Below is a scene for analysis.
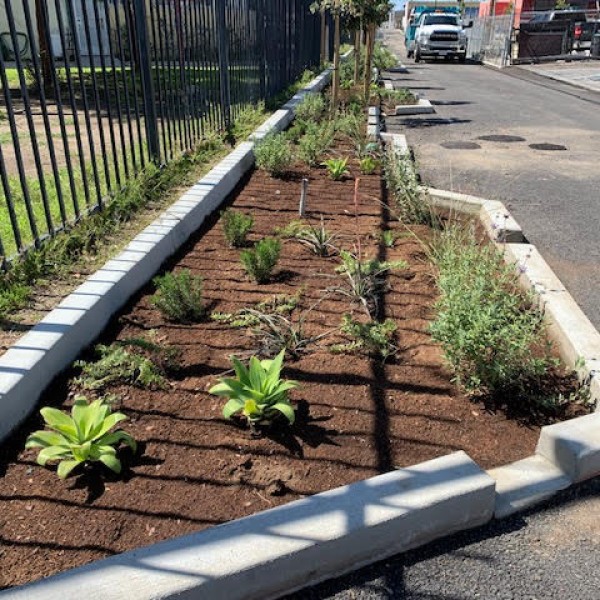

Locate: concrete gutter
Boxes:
[2,452,495,600]
[0,67,333,443]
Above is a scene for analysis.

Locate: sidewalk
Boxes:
[515,60,600,93]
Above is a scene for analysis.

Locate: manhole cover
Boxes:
[440,141,481,150]
[529,143,567,151]
[477,134,525,143]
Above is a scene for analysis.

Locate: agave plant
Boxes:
[293,217,339,257]
[209,350,299,428]
[25,397,137,479]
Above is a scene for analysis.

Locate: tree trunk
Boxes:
[363,24,375,101]
[353,29,360,84]
[320,9,327,65]
[331,10,341,113]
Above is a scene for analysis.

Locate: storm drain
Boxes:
[477,134,525,143]
[529,143,567,151]
[440,141,481,150]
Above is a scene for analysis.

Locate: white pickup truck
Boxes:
[414,13,469,63]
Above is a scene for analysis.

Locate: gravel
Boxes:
[284,477,600,600]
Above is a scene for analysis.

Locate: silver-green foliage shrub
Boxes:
[429,225,549,396]
[295,92,326,123]
[75,339,176,390]
[151,270,205,323]
[254,133,293,177]
[240,237,281,284]
[384,148,430,224]
[297,122,335,167]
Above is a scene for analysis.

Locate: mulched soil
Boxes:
[0,136,545,589]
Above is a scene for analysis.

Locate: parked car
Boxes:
[413,12,471,63]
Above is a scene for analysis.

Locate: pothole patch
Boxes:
[440,141,481,150]
[478,134,525,143]
[529,143,567,151]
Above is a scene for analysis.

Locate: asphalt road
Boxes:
[284,477,600,600]
[382,31,600,330]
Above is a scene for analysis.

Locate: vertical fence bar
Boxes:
[41,0,81,221]
[0,139,23,253]
[4,0,54,237]
[123,0,147,168]
[113,0,139,173]
[133,0,160,163]
[215,0,231,132]
[21,0,69,228]
[54,0,94,212]
[147,0,169,161]
[101,0,130,181]
[65,0,104,209]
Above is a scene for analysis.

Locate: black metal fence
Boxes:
[0,0,321,263]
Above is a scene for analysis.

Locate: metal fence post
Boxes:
[215,0,232,132]
[133,0,160,163]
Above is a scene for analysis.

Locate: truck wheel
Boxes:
[458,53,466,63]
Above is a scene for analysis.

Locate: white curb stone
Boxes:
[536,413,600,483]
[0,67,334,443]
[395,98,434,115]
[503,244,600,406]
[1,452,495,600]
[488,455,572,519]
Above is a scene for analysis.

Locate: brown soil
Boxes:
[0,137,543,589]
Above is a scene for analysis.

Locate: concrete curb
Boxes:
[395,98,434,115]
[424,186,526,243]
[0,67,333,443]
[1,452,495,600]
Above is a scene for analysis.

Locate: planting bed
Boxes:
[0,135,556,589]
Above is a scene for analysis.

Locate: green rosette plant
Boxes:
[25,397,137,479]
[209,350,299,428]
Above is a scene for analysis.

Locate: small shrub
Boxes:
[244,309,324,358]
[372,42,398,71]
[384,148,431,225]
[297,121,335,167]
[274,219,307,239]
[151,270,205,323]
[334,250,407,317]
[360,156,380,175]
[209,350,298,428]
[221,209,254,248]
[240,237,281,283]
[211,293,301,328]
[75,338,177,390]
[380,87,417,106]
[25,397,137,479]
[295,92,326,123]
[285,120,308,143]
[254,133,293,177]
[292,217,339,257]
[429,224,551,396]
[322,157,350,181]
[379,230,398,248]
[332,314,398,360]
